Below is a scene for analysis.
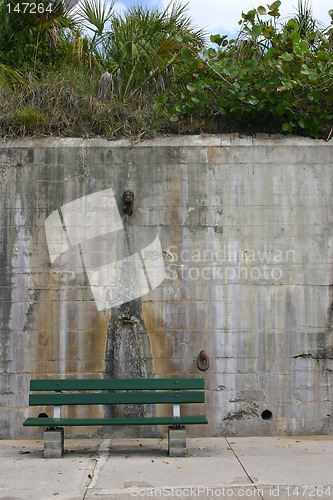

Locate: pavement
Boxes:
[0,436,332,500]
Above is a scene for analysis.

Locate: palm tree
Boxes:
[73,0,114,64]
[100,1,205,100]
[0,0,76,73]
[292,0,318,37]
[285,0,330,49]
[3,0,75,43]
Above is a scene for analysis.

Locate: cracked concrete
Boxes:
[0,436,333,500]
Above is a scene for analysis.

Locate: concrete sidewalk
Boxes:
[0,436,332,500]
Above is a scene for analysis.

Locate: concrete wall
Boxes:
[0,135,332,439]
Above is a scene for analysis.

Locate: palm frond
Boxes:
[102,0,206,100]
[75,0,114,36]
[293,0,324,36]
[0,63,25,88]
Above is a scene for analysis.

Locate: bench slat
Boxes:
[30,378,204,391]
[29,391,205,406]
[23,415,208,427]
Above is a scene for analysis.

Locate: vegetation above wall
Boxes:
[0,0,332,139]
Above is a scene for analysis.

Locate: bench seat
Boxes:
[24,415,208,427]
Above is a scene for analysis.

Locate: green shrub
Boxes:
[155,2,333,139]
[0,0,331,139]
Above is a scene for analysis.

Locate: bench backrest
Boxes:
[29,378,205,406]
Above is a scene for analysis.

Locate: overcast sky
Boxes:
[113,0,332,37]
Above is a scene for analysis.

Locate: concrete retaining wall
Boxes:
[0,135,332,438]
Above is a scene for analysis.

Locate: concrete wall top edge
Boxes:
[0,134,331,149]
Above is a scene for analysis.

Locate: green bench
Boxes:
[23,378,208,458]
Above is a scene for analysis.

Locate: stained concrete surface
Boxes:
[0,135,332,438]
[0,436,332,500]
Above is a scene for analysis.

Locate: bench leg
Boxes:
[44,428,64,458]
[168,426,186,457]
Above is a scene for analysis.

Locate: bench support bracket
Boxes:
[168,426,186,457]
[173,403,180,417]
[44,427,64,458]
